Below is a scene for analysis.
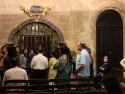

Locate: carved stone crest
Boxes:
[20,4,51,17]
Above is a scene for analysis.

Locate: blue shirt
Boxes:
[76,49,92,77]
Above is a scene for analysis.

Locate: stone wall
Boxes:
[0,0,125,75]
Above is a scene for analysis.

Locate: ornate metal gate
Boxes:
[13,22,60,58]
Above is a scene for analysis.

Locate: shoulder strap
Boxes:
[57,56,68,75]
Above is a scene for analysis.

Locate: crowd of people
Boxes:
[0,43,74,81]
[0,42,123,94]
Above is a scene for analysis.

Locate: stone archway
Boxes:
[87,1,125,75]
[8,18,64,43]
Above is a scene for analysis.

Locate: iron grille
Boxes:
[13,22,59,58]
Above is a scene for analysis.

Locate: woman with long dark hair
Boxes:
[0,45,8,58]
[54,46,69,82]
[29,48,36,61]
[0,45,8,67]
[65,46,74,78]
[3,46,17,71]
[56,43,66,58]
[93,56,111,83]
[101,75,123,94]
[57,43,74,78]
[0,46,17,82]
[0,45,8,81]
[20,48,30,75]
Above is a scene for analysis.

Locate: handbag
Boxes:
[54,57,68,84]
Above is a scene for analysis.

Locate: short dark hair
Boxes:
[58,43,66,47]
[104,55,109,60]
[30,48,36,54]
[1,45,8,50]
[7,46,16,57]
[101,75,123,94]
[23,48,29,55]
[39,49,44,53]
[10,57,18,67]
[79,43,86,48]
[86,47,91,54]
[16,46,20,49]
[59,45,68,55]
[51,51,59,59]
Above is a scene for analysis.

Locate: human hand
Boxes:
[75,69,79,74]
[75,74,78,78]
[100,67,102,69]
[101,68,104,70]
[0,53,3,57]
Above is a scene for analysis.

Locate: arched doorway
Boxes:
[96,10,123,70]
[8,19,64,58]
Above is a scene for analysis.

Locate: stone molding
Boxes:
[8,18,64,43]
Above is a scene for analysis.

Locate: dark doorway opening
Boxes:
[96,10,123,70]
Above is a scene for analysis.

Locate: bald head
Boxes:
[77,41,86,51]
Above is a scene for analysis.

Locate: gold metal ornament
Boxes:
[20,4,51,17]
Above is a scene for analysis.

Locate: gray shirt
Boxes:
[54,55,68,71]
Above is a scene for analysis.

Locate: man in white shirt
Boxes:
[30,49,48,79]
[2,57,28,86]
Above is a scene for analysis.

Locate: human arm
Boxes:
[75,55,86,73]
[0,53,3,57]
[99,64,111,73]
[45,58,48,69]
[48,58,52,67]
[53,57,62,69]
[24,71,28,80]
[89,55,93,65]
[19,55,23,67]
[89,60,92,65]
[30,57,35,69]
[3,57,8,71]
[120,58,125,68]
[75,64,85,73]
[2,72,7,86]
[53,60,60,69]
[70,59,74,65]
[76,54,80,62]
